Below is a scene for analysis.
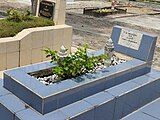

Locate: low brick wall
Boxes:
[0,24,72,70]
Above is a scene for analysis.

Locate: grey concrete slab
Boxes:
[121,111,159,120]
[140,98,160,119]
[60,100,94,120]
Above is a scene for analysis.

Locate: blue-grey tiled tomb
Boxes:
[111,26,157,63]
[1,26,160,120]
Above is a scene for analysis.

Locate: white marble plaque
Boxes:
[118,28,143,50]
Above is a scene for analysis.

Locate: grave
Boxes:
[83,7,127,17]
[0,0,72,71]
[0,26,160,120]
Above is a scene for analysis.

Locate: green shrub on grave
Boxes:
[43,44,106,80]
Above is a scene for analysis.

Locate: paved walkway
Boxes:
[0,0,30,4]
[114,15,160,31]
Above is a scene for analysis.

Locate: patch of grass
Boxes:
[0,16,54,38]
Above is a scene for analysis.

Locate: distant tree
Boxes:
[31,0,37,15]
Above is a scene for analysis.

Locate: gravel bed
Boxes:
[32,54,127,85]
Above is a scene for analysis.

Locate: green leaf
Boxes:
[43,44,106,80]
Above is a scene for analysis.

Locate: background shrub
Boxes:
[0,8,54,38]
[7,8,31,22]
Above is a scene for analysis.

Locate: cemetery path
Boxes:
[0,0,30,12]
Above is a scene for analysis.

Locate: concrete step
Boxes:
[121,97,160,120]
[105,69,160,120]
[1,69,160,120]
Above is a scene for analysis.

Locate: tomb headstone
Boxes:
[111,26,157,63]
[39,0,55,19]
[36,0,66,25]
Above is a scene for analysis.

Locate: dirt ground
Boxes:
[65,1,160,70]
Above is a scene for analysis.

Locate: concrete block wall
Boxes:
[0,38,20,70]
[0,25,72,71]
[53,0,66,25]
